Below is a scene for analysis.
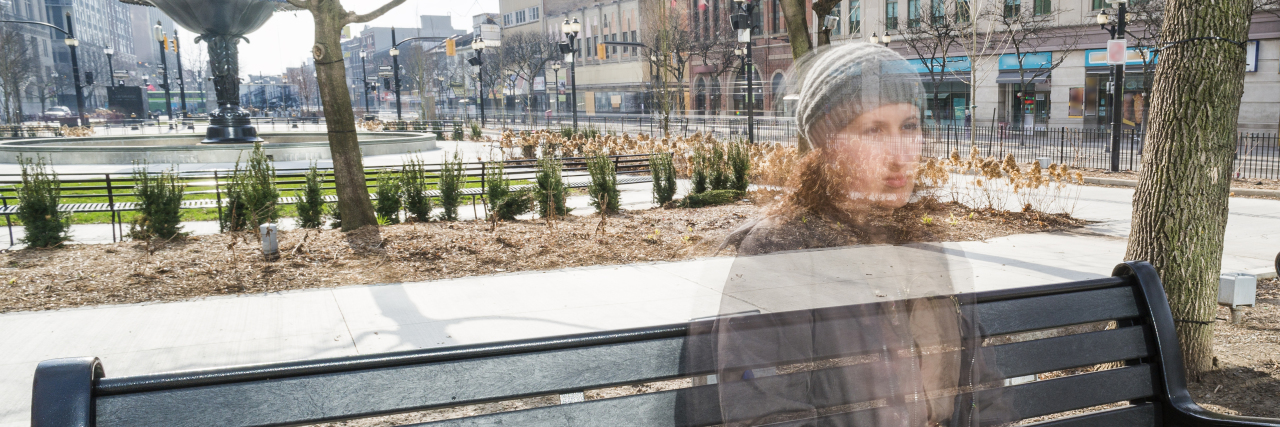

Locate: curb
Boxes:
[1082,176,1280,198]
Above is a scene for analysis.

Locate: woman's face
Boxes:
[829,102,923,208]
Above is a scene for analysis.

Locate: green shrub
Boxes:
[15,156,69,248]
[295,164,326,229]
[650,153,677,205]
[690,146,708,195]
[452,122,464,141]
[374,170,403,225]
[581,125,600,139]
[470,122,482,140]
[727,139,751,192]
[129,164,186,240]
[412,121,426,131]
[677,189,742,208]
[431,120,445,139]
[436,151,464,221]
[484,162,533,221]
[222,142,279,231]
[559,126,574,139]
[586,152,620,214]
[534,155,571,218]
[400,156,433,222]
[707,142,732,191]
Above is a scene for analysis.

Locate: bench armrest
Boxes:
[32,357,103,427]
[1168,401,1280,427]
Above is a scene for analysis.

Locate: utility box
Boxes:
[260,223,279,261]
[1219,273,1256,307]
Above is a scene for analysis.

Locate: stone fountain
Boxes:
[137,0,283,143]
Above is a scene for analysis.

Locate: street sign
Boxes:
[1106,39,1127,65]
[445,38,456,56]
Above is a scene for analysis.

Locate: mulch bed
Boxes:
[1076,168,1280,200]
[0,199,1083,314]
[1190,277,1280,418]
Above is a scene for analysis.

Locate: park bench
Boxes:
[32,261,1279,426]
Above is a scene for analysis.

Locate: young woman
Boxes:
[699,43,1013,427]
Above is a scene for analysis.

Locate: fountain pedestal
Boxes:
[139,0,278,144]
[202,34,261,143]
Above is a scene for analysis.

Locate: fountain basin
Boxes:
[0,132,437,165]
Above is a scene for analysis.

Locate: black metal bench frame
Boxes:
[30,261,1280,426]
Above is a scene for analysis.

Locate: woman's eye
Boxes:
[863,126,882,135]
[901,122,919,131]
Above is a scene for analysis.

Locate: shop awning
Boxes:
[995,72,1049,84]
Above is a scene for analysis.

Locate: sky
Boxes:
[225,0,498,77]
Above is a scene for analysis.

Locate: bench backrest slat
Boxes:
[1024,402,1158,427]
[96,336,689,427]
[991,364,1156,421]
[975,285,1141,336]
[992,326,1151,378]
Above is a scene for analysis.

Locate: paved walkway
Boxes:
[1,183,1278,425]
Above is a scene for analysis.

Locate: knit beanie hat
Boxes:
[790,43,923,148]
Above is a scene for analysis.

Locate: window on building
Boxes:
[956,0,970,22]
[1004,0,1021,17]
[931,0,946,23]
[631,30,637,52]
[772,0,781,33]
[886,0,898,29]
[849,0,860,33]
[1034,0,1050,15]
[515,10,526,24]
[612,33,617,55]
[907,0,920,28]
[531,7,539,20]
[827,2,841,35]
[1092,0,1106,10]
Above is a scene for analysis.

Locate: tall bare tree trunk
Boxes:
[293,0,407,231]
[1125,0,1251,380]
[778,0,817,153]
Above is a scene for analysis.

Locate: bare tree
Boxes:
[895,1,965,127]
[285,0,408,231]
[642,0,698,133]
[0,20,38,124]
[984,0,1085,130]
[501,31,556,123]
[949,0,1013,144]
[292,61,319,115]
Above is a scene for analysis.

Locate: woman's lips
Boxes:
[883,175,908,188]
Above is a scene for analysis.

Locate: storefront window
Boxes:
[998,82,1049,128]
[921,80,971,127]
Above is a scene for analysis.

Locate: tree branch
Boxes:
[285,0,310,9]
[345,0,410,25]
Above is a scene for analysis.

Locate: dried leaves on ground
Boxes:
[1190,277,1280,418]
[0,200,1082,314]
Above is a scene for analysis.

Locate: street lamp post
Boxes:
[104,46,116,86]
[1098,0,1128,172]
[870,31,892,46]
[551,62,561,115]
[359,51,371,117]
[64,14,88,127]
[561,18,581,133]
[731,0,756,144]
[470,36,487,128]
[174,30,189,119]
[391,27,403,121]
[154,22,174,121]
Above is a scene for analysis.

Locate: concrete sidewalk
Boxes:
[1,183,1278,425]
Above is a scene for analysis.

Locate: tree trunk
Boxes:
[1125,0,1251,381]
[778,0,815,153]
[309,1,378,231]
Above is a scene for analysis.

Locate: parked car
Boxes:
[41,106,72,121]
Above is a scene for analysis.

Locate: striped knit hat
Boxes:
[790,43,923,148]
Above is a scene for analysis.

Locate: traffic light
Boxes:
[467,56,480,66]
[597,43,606,60]
[84,72,94,86]
[383,78,391,91]
[445,38,456,57]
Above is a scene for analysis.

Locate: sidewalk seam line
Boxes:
[331,290,360,355]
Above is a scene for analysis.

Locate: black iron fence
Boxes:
[0,154,653,245]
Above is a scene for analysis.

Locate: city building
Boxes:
[44,0,136,111]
